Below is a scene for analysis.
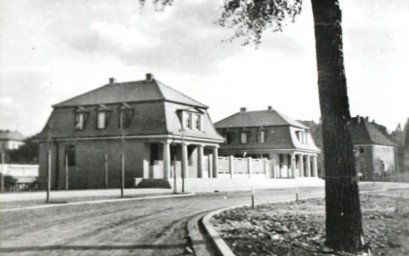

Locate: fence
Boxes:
[0,164,39,191]
[217,156,271,179]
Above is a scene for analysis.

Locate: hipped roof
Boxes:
[351,117,396,146]
[54,79,207,108]
[215,109,308,129]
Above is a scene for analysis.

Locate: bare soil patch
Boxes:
[212,189,409,256]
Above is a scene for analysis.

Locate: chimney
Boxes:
[267,106,273,111]
[109,77,117,84]
[240,107,247,112]
[365,116,369,121]
[146,73,154,81]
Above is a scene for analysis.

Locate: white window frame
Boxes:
[240,132,248,144]
[75,112,85,130]
[97,111,107,129]
[258,131,265,143]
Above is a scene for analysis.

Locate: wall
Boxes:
[39,139,145,190]
[372,145,396,175]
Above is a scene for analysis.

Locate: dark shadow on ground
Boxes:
[0,243,185,252]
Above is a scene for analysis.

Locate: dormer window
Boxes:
[119,103,133,129]
[182,110,204,131]
[75,106,88,131]
[185,112,192,129]
[96,105,110,130]
[193,114,203,130]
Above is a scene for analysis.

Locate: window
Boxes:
[75,112,85,130]
[97,111,107,129]
[258,131,265,143]
[184,112,192,129]
[119,109,133,129]
[194,114,202,130]
[240,132,248,144]
[64,145,76,167]
[225,133,233,144]
[359,146,365,154]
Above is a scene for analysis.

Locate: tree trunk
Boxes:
[310,0,363,252]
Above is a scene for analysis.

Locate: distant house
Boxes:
[0,130,25,151]
[214,107,321,178]
[404,118,409,172]
[34,74,224,189]
[349,116,397,180]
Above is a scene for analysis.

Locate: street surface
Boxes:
[0,187,324,256]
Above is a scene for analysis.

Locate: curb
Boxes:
[0,193,196,213]
[200,187,392,256]
[187,212,213,256]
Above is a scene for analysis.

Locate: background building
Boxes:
[215,107,320,178]
[0,130,25,151]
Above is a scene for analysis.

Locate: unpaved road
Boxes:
[0,187,325,256]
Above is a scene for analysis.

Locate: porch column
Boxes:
[312,155,318,177]
[182,143,188,179]
[299,154,304,177]
[208,155,213,178]
[197,145,204,178]
[212,146,219,178]
[291,153,296,178]
[306,155,311,177]
[163,141,171,179]
[283,154,289,177]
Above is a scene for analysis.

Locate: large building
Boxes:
[215,107,320,178]
[35,74,224,189]
[351,116,397,180]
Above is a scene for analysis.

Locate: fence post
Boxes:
[251,187,255,209]
[264,158,269,178]
[46,150,51,202]
[229,156,234,179]
[1,152,4,193]
[65,154,69,190]
[248,157,252,179]
[121,153,125,198]
[104,153,108,189]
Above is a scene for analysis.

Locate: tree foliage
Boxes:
[218,0,302,45]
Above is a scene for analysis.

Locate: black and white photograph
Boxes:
[0,0,408,255]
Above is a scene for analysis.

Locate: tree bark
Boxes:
[310,0,363,252]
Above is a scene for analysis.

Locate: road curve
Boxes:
[0,187,324,256]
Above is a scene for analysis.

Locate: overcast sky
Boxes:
[0,0,408,137]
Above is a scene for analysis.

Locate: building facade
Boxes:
[215,107,320,178]
[35,74,224,189]
[0,130,25,151]
[351,116,397,180]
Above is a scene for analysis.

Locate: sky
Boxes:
[0,0,408,137]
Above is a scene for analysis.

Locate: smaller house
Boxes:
[404,118,409,172]
[0,130,25,151]
[351,116,397,180]
[215,107,321,178]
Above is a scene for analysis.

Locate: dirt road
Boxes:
[0,187,324,256]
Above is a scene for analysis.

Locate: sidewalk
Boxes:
[0,188,173,202]
[0,177,324,203]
